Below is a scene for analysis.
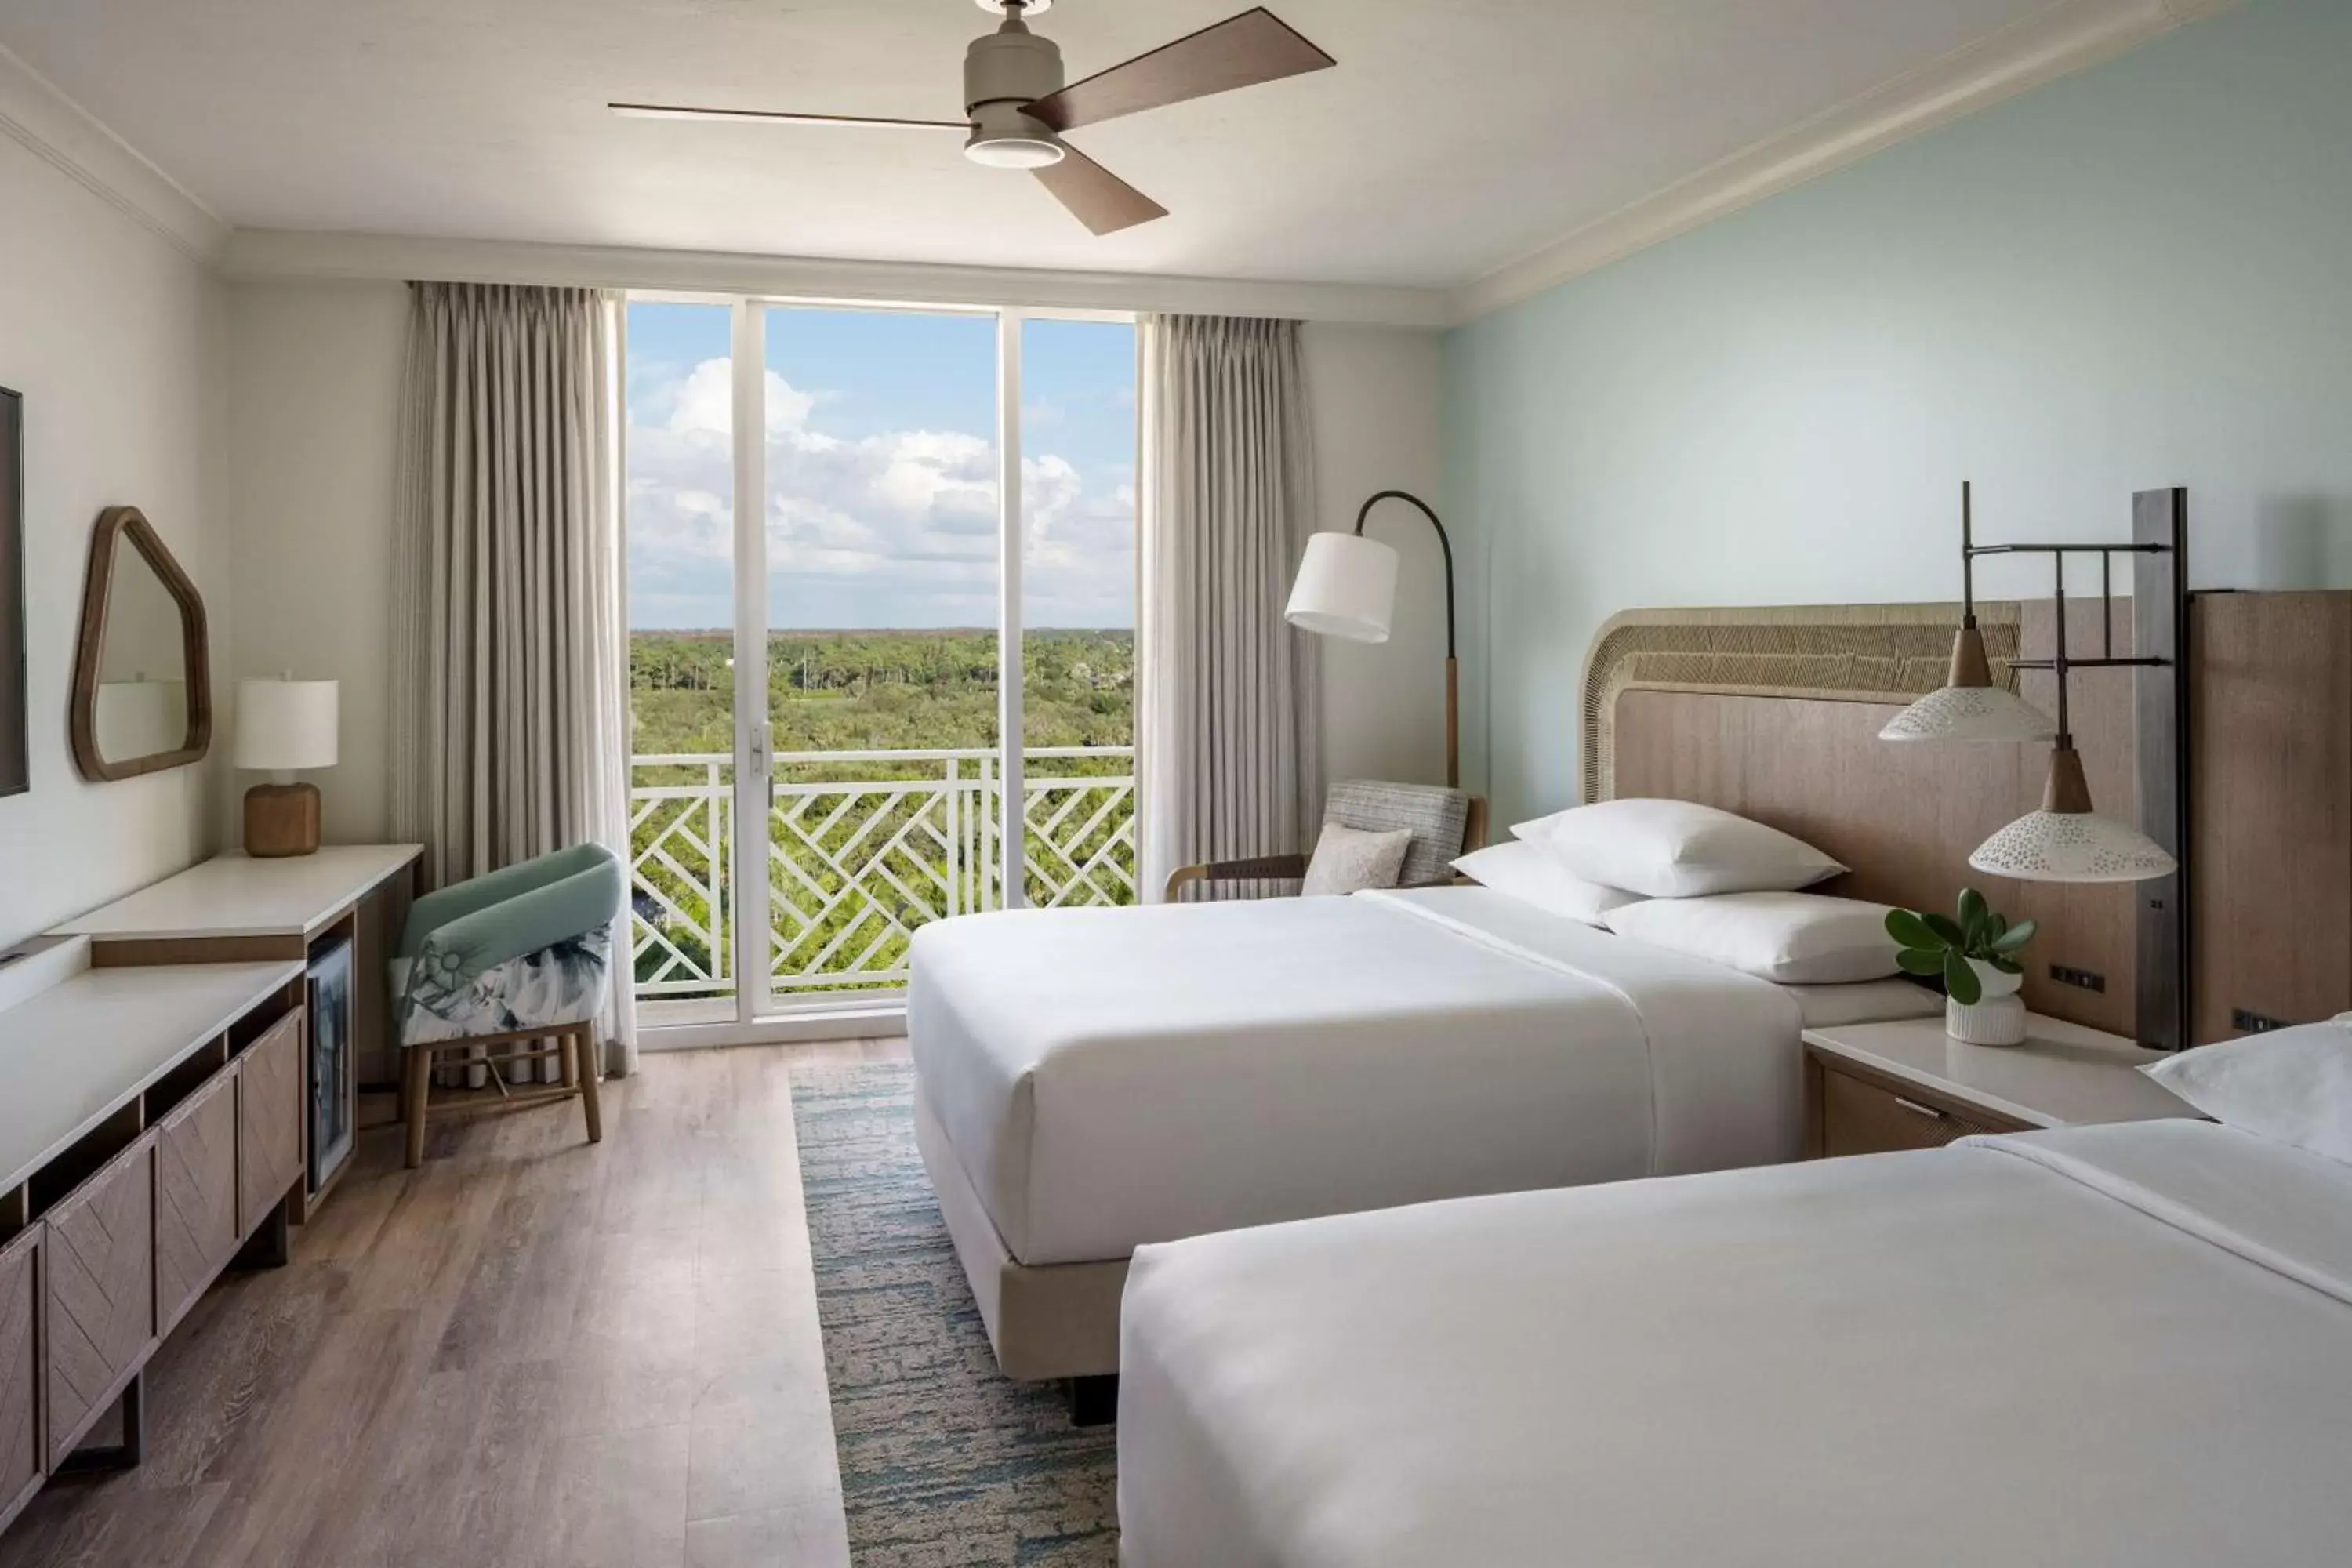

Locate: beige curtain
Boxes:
[389,283,637,1074]
[1138,315,1323,900]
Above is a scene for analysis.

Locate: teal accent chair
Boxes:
[392,842,623,1167]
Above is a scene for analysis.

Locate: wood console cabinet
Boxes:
[52,844,423,1221]
[0,942,307,1536]
[0,1229,36,1526]
[155,1066,240,1337]
[42,1134,155,1469]
[237,1011,305,1236]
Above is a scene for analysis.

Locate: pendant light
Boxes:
[1879,484,2056,742]
[1967,566,2176,884]
[1884,483,2179,886]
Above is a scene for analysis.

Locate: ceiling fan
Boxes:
[611,1,1336,236]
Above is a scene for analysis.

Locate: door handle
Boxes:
[1893,1095,1949,1122]
[747,720,772,779]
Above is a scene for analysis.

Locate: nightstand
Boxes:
[1802,1013,2199,1158]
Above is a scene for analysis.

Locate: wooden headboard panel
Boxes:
[1595,601,2138,1036]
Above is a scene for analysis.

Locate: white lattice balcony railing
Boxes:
[629,746,1137,1011]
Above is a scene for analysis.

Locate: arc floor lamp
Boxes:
[1284,490,1460,787]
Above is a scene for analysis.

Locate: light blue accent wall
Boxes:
[1445,0,2352,826]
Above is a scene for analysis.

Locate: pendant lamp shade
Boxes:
[1878,623,2056,742]
[1967,746,2176,883]
[1286,531,1398,644]
[1969,810,2178,883]
[1879,683,2058,742]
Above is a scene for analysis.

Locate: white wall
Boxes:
[0,134,225,949]
[223,279,409,843]
[1301,323,1448,790]
[1447,0,2352,826]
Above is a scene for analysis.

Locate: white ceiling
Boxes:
[0,0,2063,289]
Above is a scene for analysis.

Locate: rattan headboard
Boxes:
[1583,600,2136,1036]
[1580,602,2024,805]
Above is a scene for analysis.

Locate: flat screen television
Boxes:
[0,387,24,797]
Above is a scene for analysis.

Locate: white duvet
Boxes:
[1119,1120,2352,1567]
[907,886,1925,1266]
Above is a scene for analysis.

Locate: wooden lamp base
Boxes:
[244,782,321,858]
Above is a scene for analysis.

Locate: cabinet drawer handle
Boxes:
[1893,1095,1949,1121]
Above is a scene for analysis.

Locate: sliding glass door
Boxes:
[624,298,1138,1030]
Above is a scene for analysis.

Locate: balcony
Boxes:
[629,746,1137,1025]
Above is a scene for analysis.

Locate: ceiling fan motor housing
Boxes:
[964,14,1065,166]
[964,16,1063,116]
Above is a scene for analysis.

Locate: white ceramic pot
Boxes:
[1947,959,2027,1046]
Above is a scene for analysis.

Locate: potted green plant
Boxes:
[1886,889,2037,1046]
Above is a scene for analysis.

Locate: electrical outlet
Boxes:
[2049,964,2107,994]
[2233,1009,2292,1034]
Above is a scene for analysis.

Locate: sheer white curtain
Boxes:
[1138,314,1323,900]
[389,283,638,1075]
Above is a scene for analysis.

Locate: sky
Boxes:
[626,303,1137,632]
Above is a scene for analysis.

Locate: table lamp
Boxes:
[236,676,338,858]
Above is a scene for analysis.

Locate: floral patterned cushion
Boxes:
[395,926,612,1047]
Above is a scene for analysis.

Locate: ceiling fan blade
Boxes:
[1034,144,1168,235]
[1025,8,1334,134]
[608,103,966,130]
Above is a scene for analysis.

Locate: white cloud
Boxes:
[628,355,1134,629]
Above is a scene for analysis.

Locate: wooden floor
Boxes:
[0,1040,909,1568]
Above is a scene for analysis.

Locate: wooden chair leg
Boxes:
[403,1046,434,1169]
[575,1029,604,1147]
[561,1031,579,1090]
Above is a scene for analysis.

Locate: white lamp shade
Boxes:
[1878,683,2059,742]
[234,678,339,771]
[1969,810,2177,884]
[1286,532,1399,644]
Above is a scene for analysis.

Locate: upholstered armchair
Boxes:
[1163,779,1488,902]
[391,841,623,1167]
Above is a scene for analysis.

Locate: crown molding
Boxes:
[220,228,1456,328]
[0,41,227,262]
[1450,0,2244,323]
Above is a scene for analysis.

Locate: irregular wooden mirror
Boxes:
[70,505,212,780]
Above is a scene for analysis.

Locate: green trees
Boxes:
[630,628,1132,754]
[629,630,1138,1001]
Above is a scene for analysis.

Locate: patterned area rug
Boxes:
[791,1060,1119,1566]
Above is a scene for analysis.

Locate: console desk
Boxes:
[0,938,307,1533]
[53,845,423,1221]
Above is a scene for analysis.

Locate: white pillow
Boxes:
[1508,808,1573,845]
[1452,839,1639,927]
[1526,799,1846,898]
[1602,892,1900,984]
[2141,1018,2352,1163]
[1300,822,1414,896]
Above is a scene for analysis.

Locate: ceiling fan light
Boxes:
[965,129,1064,169]
[965,100,1063,168]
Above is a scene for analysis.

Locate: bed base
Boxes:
[913,1082,1131,1384]
[1067,1374,1120,1427]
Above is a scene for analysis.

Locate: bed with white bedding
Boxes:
[906,884,1937,1378]
[1119,1118,2352,1566]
